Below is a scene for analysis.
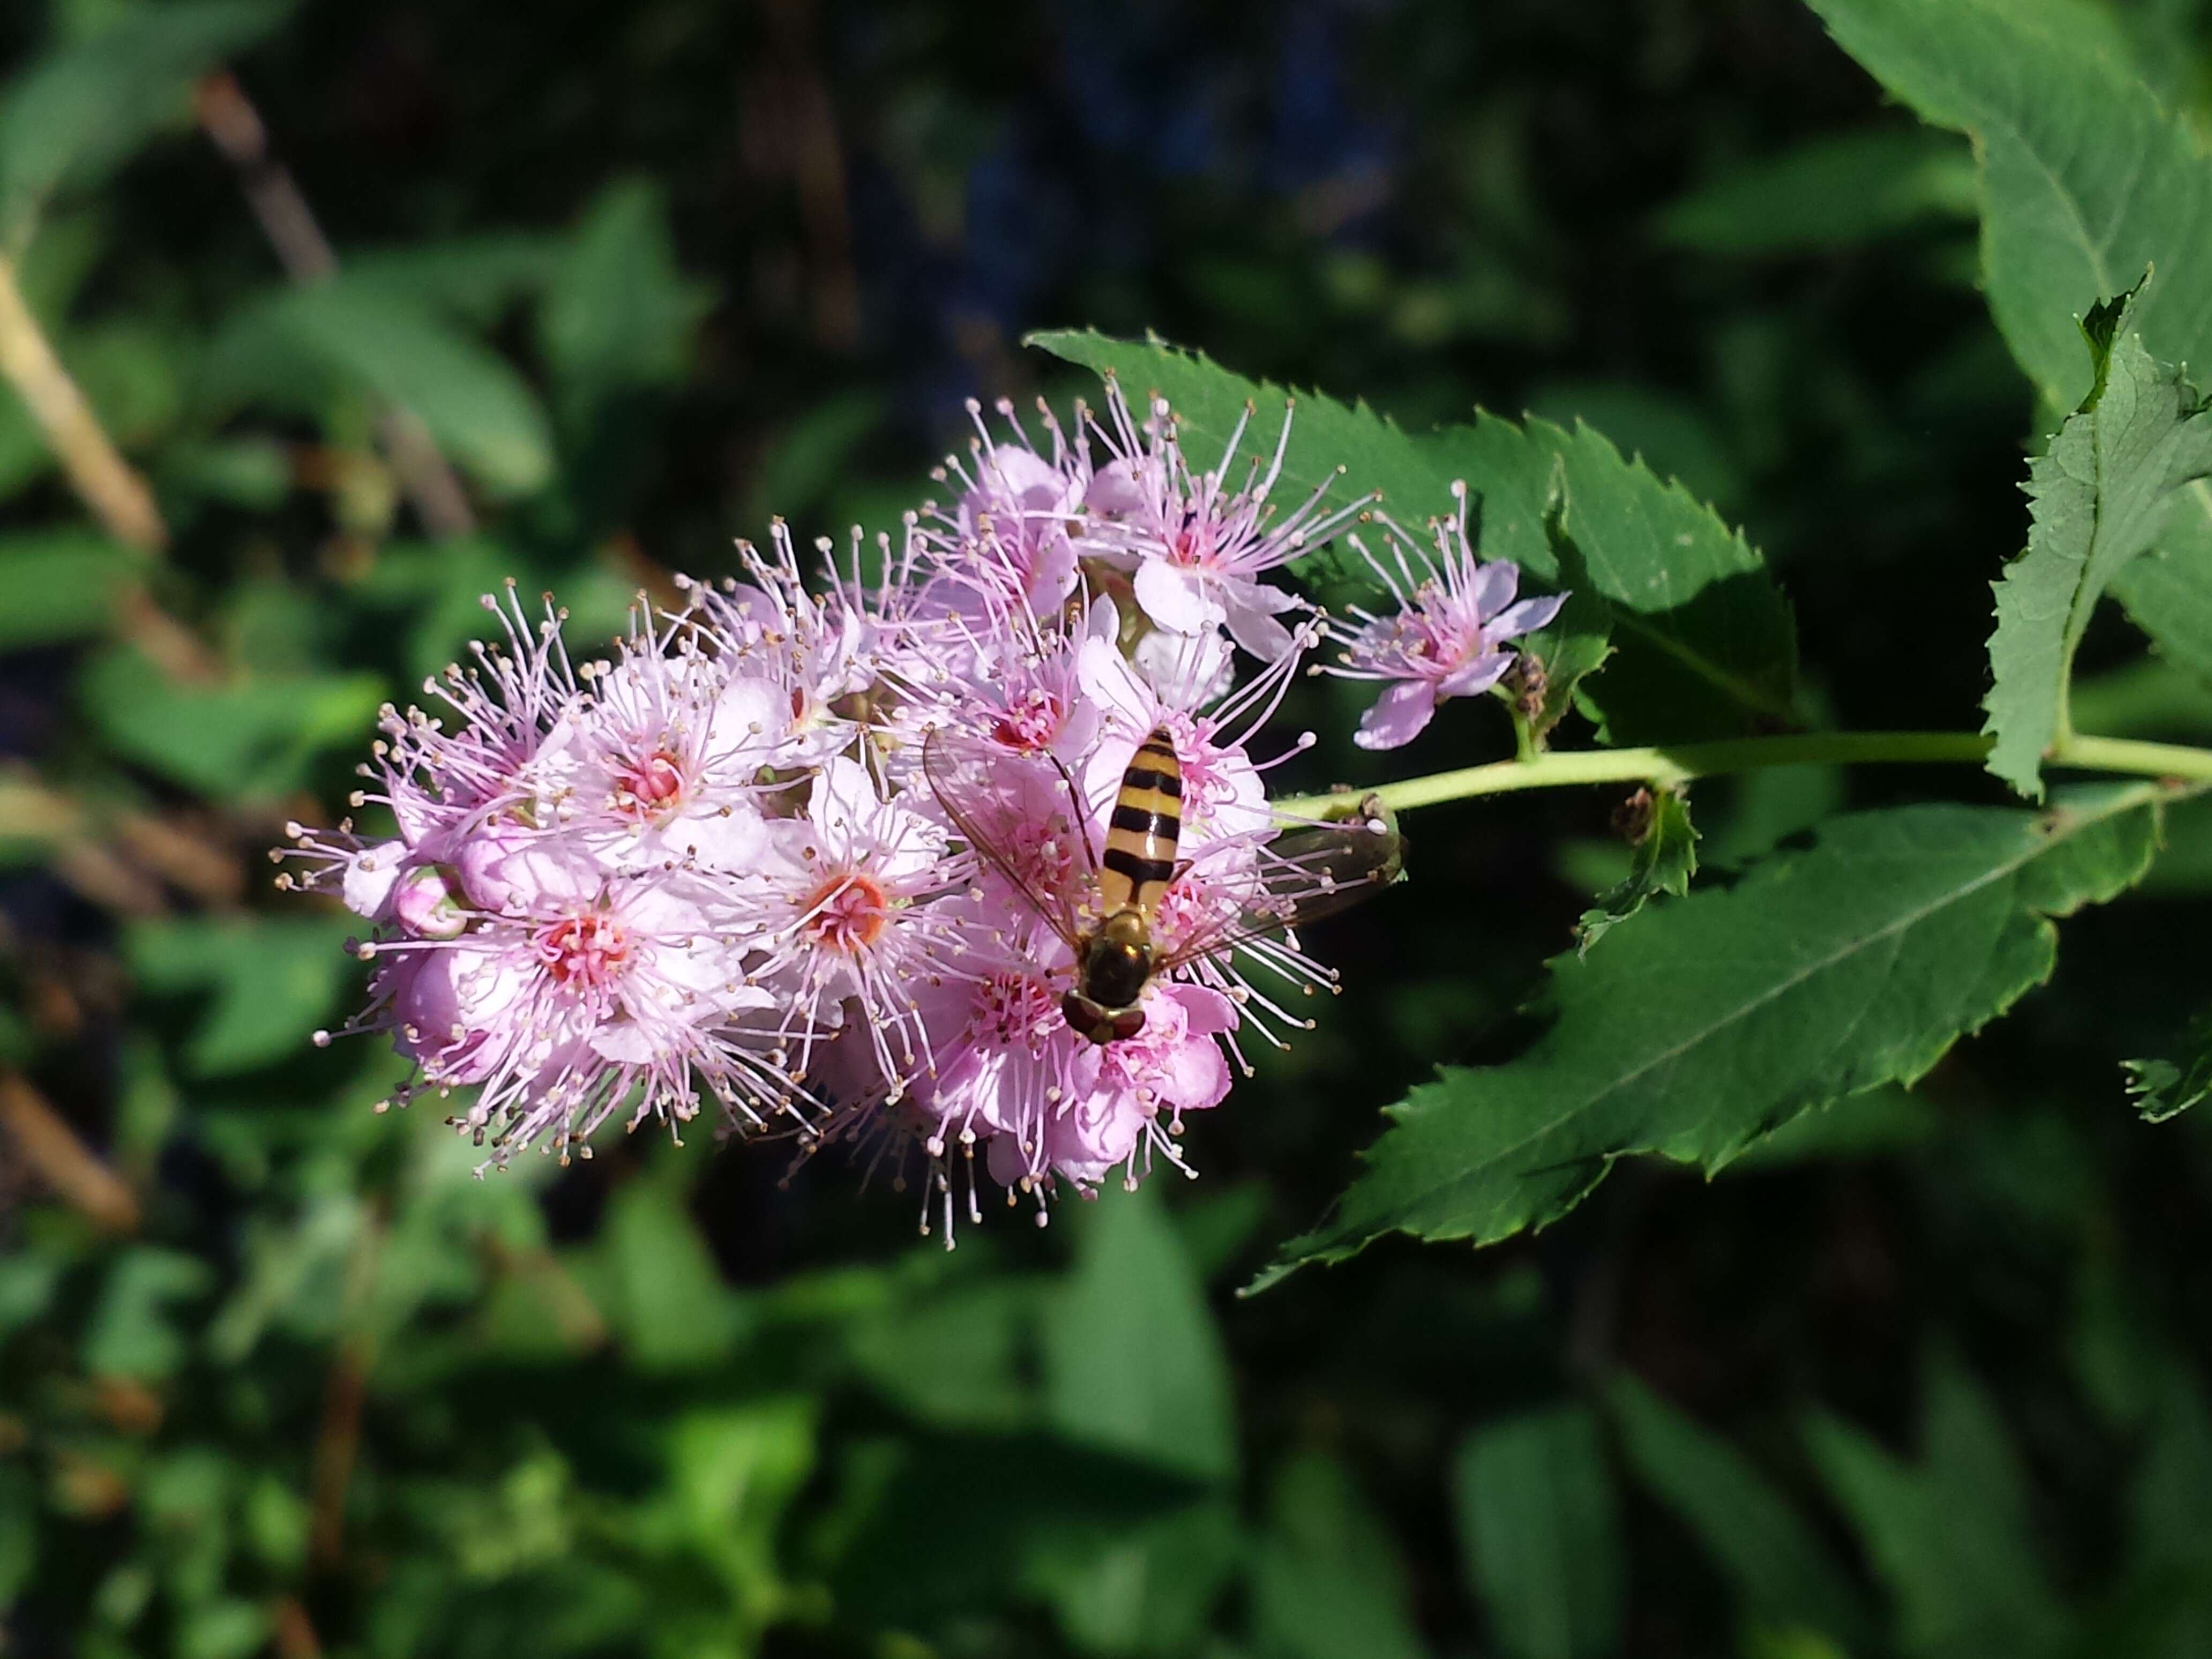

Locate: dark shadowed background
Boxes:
[4,2,2211,1656]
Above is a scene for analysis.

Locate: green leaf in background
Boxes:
[582,1161,750,1373]
[649,1402,817,1635]
[541,178,710,432]
[1654,124,1977,258]
[1029,330,1797,744]
[343,233,562,329]
[1256,786,2161,1287]
[1451,1405,1623,1659]
[743,387,886,533]
[1606,1377,1876,1653]
[0,528,133,649]
[0,1463,35,1611]
[205,280,553,497]
[126,914,357,1077]
[80,646,385,800]
[1042,1182,1237,1483]
[0,1,292,244]
[81,1246,214,1380]
[1047,1498,1242,1658]
[1982,289,2212,797]
[2123,1011,2212,1122]
[1806,0,2172,421]
[1805,1357,2071,1659]
[846,1273,1042,1431]
[832,1434,1207,1632]
[1805,0,2212,685]
[1576,783,1698,952]
[1251,1451,1431,1659]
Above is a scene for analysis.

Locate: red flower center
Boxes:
[536,912,629,989]
[615,746,686,819]
[991,689,1064,753]
[973,970,1058,1045]
[804,872,890,951]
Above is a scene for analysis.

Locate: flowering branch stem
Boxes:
[1274,729,2212,819]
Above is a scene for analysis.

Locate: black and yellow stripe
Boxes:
[1097,727,1183,919]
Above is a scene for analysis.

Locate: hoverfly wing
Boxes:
[1152,802,1403,974]
[920,724,1090,951]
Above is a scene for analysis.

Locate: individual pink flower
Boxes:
[1329,481,1567,750]
[559,625,780,875]
[1083,379,1371,661]
[1035,981,1236,1186]
[349,858,786,1160]
[920,397,1090,622]
[746,756,966,1098]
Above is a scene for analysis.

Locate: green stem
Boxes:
[1274,729,2212,819]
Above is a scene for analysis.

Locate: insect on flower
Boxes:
[922,722,1403,1046]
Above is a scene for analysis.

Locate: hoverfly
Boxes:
[922,722,1402,1045]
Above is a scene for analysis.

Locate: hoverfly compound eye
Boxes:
[1110,1008,1147,1042]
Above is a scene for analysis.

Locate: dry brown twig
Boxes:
[0,1070,140,1234]
[0,254,168,554]
[0,768,245,913]
[195,69,478,539]
[0,241,227,682]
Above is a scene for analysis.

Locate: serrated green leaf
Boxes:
[1254,786,2161,1288]
[1514,478,1615,747]
[2123,1010,2212,1122]
[1576,784,1698,952]
[1029,330,1796,743]
[0,1,292,244]
[1655,124,1977,257]
[1452,1406,1622,1659]
[1252,1451,1431,1659]
[1805,1358,2069,1659]
[1606,1377,1875,1651]
[1806,0,2177,421]
[1982,289,2212,797]
[1042,1182,1236,1484]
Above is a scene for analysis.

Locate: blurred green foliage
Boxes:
[8,1,2212,1657]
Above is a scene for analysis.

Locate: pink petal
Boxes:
[1133,558,1222,635]
[1221,587,1298,660]
[1438,651,1515,699]
[1353,678,1438,750]
[1469,558,1520,618]
[1491,592,1567,639]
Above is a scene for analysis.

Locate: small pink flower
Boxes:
[920,398,1091,623]
[750,756,965,1098]
[1083,380,1370,661]
[1329,482,1566,750]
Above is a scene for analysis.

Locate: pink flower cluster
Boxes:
[282,382,1559,1233]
